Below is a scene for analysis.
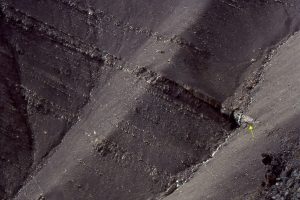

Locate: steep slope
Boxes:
[0,0,300,200]
[164,28,300,200]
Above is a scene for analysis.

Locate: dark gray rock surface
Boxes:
[1,0,300,200]
[260,153,300,200]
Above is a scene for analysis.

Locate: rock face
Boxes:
[1,0,300,200]
[0,29,33,199]
[261,153,300,200]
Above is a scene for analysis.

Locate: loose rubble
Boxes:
[261,153,300,200]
